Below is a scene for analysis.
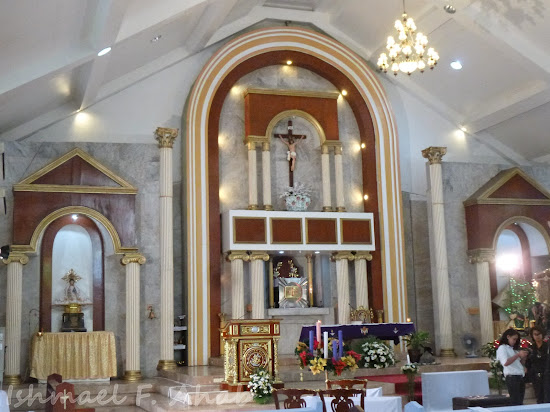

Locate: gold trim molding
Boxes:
[155,127,179,148]
[121,253,146,265]
[3,374,21,385]
[421,146,447,165]
[2,251,29,265]
[123,370,142,382]
[157,360,177,371]
[14,148,137,194]
[265,110,328,145]
[439,348,456,357]
[467,249,495,264]
[227,251,250,262]
[249,251,270,261]
[332,251,355,261]
[244,88,340,100]
[355,252,373,261]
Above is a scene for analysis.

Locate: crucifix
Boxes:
[276,120,306,187]
[60,389,70,410]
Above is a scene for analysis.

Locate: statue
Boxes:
[276,120,306,186]
[55,269,90,304]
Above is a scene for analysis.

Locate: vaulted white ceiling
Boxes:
[1,0,549,163]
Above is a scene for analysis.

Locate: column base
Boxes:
[439,348,456,357]
[4,374,22,385]
[264,205,273,211]
[123,370,143,381]
[248,204,259,210]
[336,206,346,212]
[322,206,333,212]
[157,360,177,371]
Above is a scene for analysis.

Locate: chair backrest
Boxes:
[272,388,317,409]
[319,389,365,412]
[326,379,368,390]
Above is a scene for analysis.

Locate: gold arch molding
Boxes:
[492,216,550,254]
[13,206,137,255]
[265,110,328,145]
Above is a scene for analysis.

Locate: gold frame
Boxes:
[340,218,374,245]
[305,218,338,244]
[270,217,303,244]
[232,216,267,244]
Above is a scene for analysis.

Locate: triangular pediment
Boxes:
[14,148,137,194]
[464,167,550,206]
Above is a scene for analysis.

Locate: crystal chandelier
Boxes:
[377,1,439,76]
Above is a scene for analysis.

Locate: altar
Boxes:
[299,323,415,344]
[30,331,117,381]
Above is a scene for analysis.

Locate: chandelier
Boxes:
[377,1,439,76]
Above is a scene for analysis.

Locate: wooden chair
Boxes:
[319,388,365,412]
[272,388,317,409]
[326,379,368,390]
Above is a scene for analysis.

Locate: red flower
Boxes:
[314,339,321,350]
[346,350,362,362]
[299,351,308,366]
[520,339,531,349]
[332,359,346,376]
[493,340,500,349]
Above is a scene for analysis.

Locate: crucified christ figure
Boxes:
[277,120,306,173]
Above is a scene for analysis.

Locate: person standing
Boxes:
[526,326,548,403]
[496,328,528,405]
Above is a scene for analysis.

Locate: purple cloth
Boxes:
[299,323,415,344]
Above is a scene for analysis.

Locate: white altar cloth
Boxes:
[0,391,9,412]
[304,393,401,412]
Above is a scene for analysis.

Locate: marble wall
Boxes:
[0,141,162,378]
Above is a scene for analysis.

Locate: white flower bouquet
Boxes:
[279,182,312,198]
[247,367,273,404]
[401,363,418,374]
[361,338,396,369]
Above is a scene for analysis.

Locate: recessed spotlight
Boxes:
[279,251,284,254]
[450,60,462,70]
[363,194,369,200]
[444,4,456,14]
[360,143,366,149]
[151,35,162,43]
[341,90,348,96]
[286,60,293,65]
[460,126,467,132]
[314,251,320,254]
[97,47,111,57]
[72,214,78,221]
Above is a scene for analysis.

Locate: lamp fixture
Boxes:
[97,47,111,57]
[0,245,10,260]
[378,0,439,76]
[450,60,462,70]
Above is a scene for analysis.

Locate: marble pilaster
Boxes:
[121,253,146,381]
[354,252,372,309]
[248,142,258,210]
[333,251,354,324]
[250,252,269,319]
[262,142,272,210]
[422,146,454,357]
[3,251,29,385]
[468,249,495,345]
[334,144,346,212]
[155,127,178,371]
[228,251,249,320]
[321,145,332,212]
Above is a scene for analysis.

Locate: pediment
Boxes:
[14,148,137,194]
[464,167,550,206]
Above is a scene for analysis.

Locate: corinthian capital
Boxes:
[467,249,495,264]
[155,127,179,148]
[121,253,146,265]
[2,251,29,265]
[421,146,447,165]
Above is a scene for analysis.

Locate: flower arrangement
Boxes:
[520,338,532,349]
[401,363,418,375]
[247,367,273,404]
[280,182,312,199]
[295,338,362,376]
[361,338,396,369]
[280,182,312,211]
[481,340,504,393]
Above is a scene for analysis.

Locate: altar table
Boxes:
[30,331,117,380]
[304,394,402,412]
[299,322,415,344]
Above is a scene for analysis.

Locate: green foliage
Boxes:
[503,278,536,315]
[402,331,430,350]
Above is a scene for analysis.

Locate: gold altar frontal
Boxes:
[220,319,283,392]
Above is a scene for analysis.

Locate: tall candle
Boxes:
[332,340,338,360]
[406,354,411,364]
[316,320,322,344]
[338,330,344,359]
[309,330,314,353]
[323,331,329,359]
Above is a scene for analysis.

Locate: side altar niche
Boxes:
[220,319,283,391]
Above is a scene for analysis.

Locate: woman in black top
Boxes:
[526,325,548,403]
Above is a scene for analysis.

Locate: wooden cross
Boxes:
[276,120,306,187]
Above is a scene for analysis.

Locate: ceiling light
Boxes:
[0,245,10,260]
[72,214,78,221]
[97,47,111,57]
[286,60,293,65]
[279,251,284,254]
[450,60,462,70]
[151,35,162,43]
[378,2,439,76]
[315,251,320,254]
[341,90,348,96]
[444,4,456,14]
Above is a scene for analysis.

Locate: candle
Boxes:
[338,330,344,359]
[407,354,411,364]
[323,332,329,359]
[316,320,322,344]
[309,330,314,353]
[332,340,338,360]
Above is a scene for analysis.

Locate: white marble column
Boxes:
[121,253,146,381]
[155,127,179,370]
[3,251,28,385]
[248,141,258,210]
[262,142,273,211]
[354,252,373,309]
[228,251,249,320]
[469,249,495,345]
[321,145,332,212]
[422,146,455,357]
[306,254,314,307]
[334,144,346,212]
[250,252,269,319]
[333,252,354,324]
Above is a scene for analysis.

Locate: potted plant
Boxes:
[280,182,312,211]
[403,331,430,363]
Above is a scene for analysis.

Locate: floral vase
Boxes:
[285,194,311,211]
[406,373,416,402]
